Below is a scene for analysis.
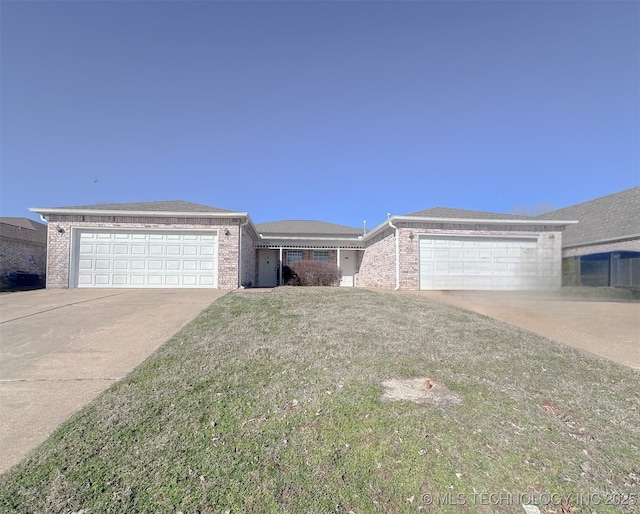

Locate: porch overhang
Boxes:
[256,236,365,250]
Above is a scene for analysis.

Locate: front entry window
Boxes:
[313,251,329,262]
[287,250,302,264]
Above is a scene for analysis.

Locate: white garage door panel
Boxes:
[76,231,218,288]
[420,236,538,290]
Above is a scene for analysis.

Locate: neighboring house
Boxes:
[0,217,47,288]
[538,186,640,287]
[30,200,576,291]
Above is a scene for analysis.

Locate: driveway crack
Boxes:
[0,291,134,324]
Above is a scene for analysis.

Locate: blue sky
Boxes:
[2,0,638,228]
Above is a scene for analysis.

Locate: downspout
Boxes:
[238,218,249,288]
[388,213,400,290]
[39,215,49,289]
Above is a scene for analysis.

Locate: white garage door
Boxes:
[419,236,538,290]
[74,230,218,288]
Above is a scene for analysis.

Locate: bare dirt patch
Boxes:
[381,378,462,407]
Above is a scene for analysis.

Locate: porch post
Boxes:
[337,247,341,269]
[279,246,283,285]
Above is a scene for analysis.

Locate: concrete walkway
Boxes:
[0,288,226,473]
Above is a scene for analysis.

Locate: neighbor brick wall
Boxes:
[0,220,47,288]
[45,215,243,289]
[0,237,47,287]
[562,256,581,286]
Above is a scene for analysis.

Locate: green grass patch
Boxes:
[1,288,638,513]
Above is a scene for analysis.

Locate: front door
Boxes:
[339,250,356,287]
[258,250,278,287]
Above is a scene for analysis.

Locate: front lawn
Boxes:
[1,288,637,513]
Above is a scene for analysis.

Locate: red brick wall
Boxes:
[357,226,396,288]
[240,225,256,287]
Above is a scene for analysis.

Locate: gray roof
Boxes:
[537,187,640,247]
[406,206,535,220]
[32,200,238,214]
[0,217,47,244]
[256,220,363,237]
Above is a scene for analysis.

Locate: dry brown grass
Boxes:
[1,287,638,513]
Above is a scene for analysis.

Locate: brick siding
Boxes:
[357,226,396,288]
[240,225,256,287]
[357,224,563,290]
[42,214,569,291]
[46,215,242,289]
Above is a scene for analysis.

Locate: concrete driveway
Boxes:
[418,290,640,370]
[0,288,226,474]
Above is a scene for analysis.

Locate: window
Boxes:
[313,251,329,262]
[287,250,302,264]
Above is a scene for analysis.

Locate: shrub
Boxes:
[281,265,300,286]
[287,260,341,286]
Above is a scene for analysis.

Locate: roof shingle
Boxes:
[0,218,47,244]
[406,206,535,220]
[33,200,238,214]
[256,220,363,236]
[537,186,640,246]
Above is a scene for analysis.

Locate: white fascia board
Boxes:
[29,207,250,219]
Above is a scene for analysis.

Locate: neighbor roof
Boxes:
[0,217,47,244]
[256,220,363,237]
[406,207,535,220]
[537,186,640,247]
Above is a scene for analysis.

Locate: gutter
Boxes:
[388,214,400,291]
